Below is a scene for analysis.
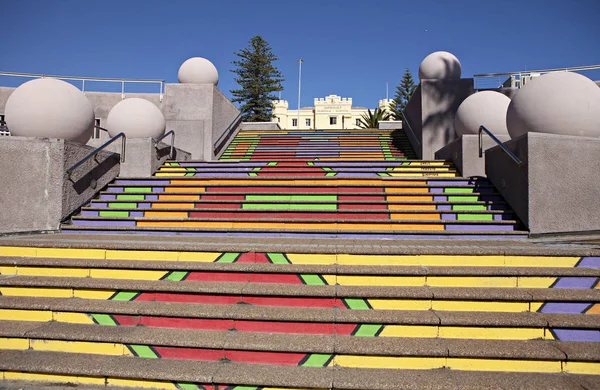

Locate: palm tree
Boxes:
[358,108,391,129]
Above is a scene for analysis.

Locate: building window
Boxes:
[330,116,337,125]
[356,119,360,126]
[306,119,311,127]
[292,118,297,127]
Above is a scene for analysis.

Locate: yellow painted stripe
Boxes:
[3,372,105,385]
[0,246,37,257]
[564,361,600,375]
[107,378,179,389]
[28,339,131,356]
[439,327,546,340]
[447,357,561,373]
[518,277,556,288]
[52,312,95,324]
[16,267,89,278]
[286,253,337,265]
[89,269,168,281]
[73,289,116,300]
[0,338,29,350]
[369,299,431,310]
[36,248,105,259]
[379,325,438,338]
[0,309,53,322]
[105,250,179,261]
[0,287,72,298]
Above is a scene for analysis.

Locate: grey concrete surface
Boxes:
[2,84,240,161]
[87,137,190,177]
[378,121,403,130]
[404,79,475,159]
[435,134,510,177]
[486,132,600,234]
[0,137,119,234]
[403,85,423,157]
[240,122,281,131]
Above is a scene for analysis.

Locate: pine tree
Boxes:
[230,36,284,122]
[389,68,417,121]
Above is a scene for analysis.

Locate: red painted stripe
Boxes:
[235,252,271,263]
[188,211,389,220]
[153,346,224,361]
[194,203,241,209]
[257,172,327,177]
[206,186,381,193]
[111,315,140,326]
[336,323,360,335]
[200,195,245,200]
[248,273,304,284]
[339,195,386,201]
[184,272,248,283]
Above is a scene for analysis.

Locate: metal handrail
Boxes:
[479,125,521,165]
[153,130,175,159]
[400,107,420,147]
[66,132,126,180]
[0,71,166,101]
[473,64,600,78]
[214,113,243,151]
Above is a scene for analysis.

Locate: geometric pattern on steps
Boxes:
[61,128,528,239]
[221,130,417,161]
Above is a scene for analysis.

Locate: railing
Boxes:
[473,64,600,90]
[0,120,8,136]
[479,125,521,165]
[400,107,420,147]
[213,113,243,155]
[65,132,126,180]
[0,71,166,101]
[154,130,175,159]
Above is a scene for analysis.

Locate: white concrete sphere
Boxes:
[5,78,94,144]
[106,98,165,139]
[454,91,511,137]
[506,72,600,139]
[178,57,219,85]
[418,51,462,80]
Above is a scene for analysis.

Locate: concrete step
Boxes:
[1,276,597,312]
[0,296,597,341]
[1,257,597,288]
[0,320,598,373]
[0,349,598,389]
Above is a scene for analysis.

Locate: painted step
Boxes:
[80,208,516,222]
[166,161,451,167]
[60,225,529,239]
[1,295,597,342]
[90,200,512,214]
[3,350,598,390]
[1,276,597,312]
[2,257,598,288]
[1,321,599,375]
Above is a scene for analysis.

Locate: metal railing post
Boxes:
[121,80,125,100]
[65,132,126,181]
[153,130,175,159]
[478,125,522,165]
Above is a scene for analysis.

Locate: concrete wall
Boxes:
[403,79,474,160]
[486,132,600,235]
[378,121,402,130]
[403,86,422,158]
[0,137,119,234]
[88,138,191,177]
[436,134,511,178]
[241,122,281,131]
[0,84,242,161]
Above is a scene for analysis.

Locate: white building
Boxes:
[272,94,393,130]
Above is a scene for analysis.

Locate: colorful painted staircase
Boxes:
[0,128,598,389]
[61,129,527,239]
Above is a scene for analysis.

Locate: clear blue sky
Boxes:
[2,0,599,108]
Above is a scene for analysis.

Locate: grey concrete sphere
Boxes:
[106,98,165,139]
[178,57,219,86]
[506,72,600,139]
[5,78,94,144]
[418,51,462,80]
[454,91,511,137]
